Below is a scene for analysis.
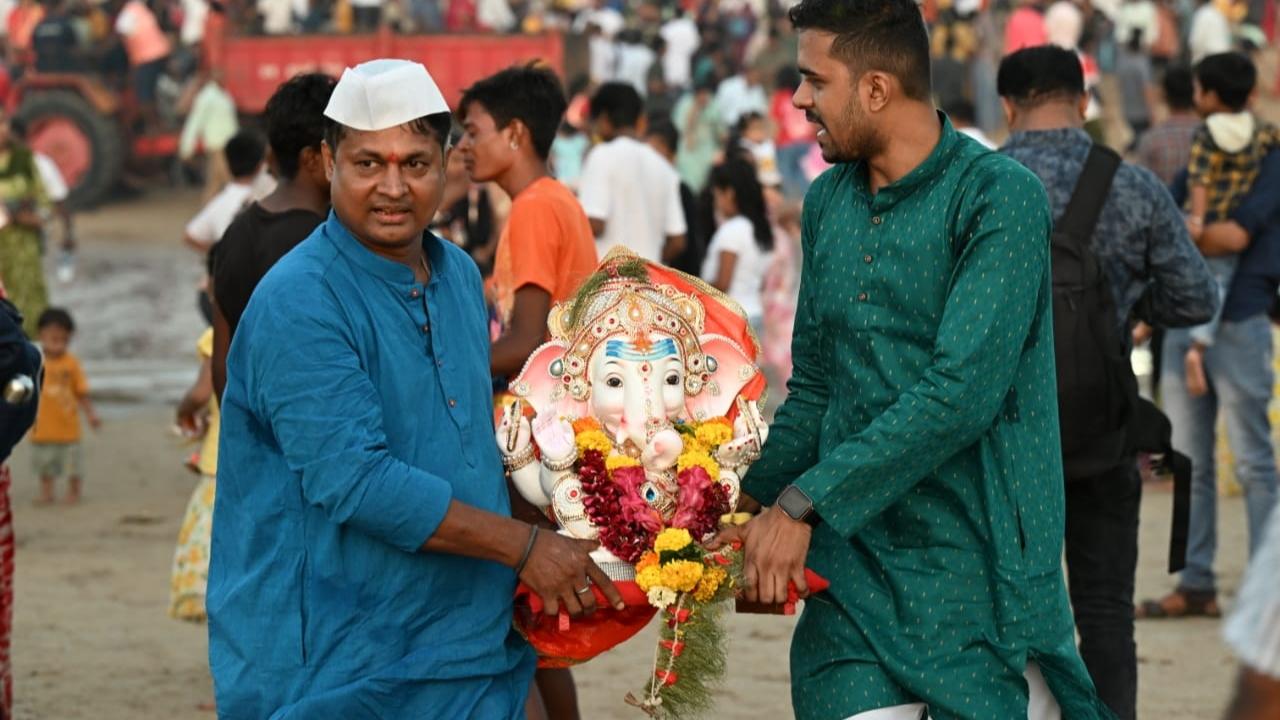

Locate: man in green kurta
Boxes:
[729,1,1115,718]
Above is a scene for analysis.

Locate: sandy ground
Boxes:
[9,81,1278,717]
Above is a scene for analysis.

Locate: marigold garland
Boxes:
[694,420,733,448]
[654,528,693,554]
[575,429,613,456]
[607,453,642,472]
[675,448,719,480]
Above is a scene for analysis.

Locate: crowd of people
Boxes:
[0,0,1278,715]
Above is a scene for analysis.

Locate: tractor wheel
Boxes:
[18,90,125,209]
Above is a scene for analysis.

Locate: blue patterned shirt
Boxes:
[1002,128,1219,337]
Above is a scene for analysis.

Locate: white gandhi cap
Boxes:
[323,59,450,132]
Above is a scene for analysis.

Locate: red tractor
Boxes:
[15,29,572,208]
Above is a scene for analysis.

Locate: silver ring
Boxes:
[574,584,592,595]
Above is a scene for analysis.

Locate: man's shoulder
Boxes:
[1112,160,1170,205]
[248,228,339,309]
[965,143,1039,184]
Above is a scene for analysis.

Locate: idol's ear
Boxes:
[509,340,589,420]
[684,334,764,422]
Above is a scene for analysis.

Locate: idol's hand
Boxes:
[738,505,811,605]
[532,413,576,466]
[519,530,625,618]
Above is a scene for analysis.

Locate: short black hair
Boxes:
[645,116,679,155]
[264,73,336,180]
[324,113,454,154]
[37,307,74,333]
[459,64,568,160]
[1194,52,1257,112]
[788,0,932,102]
[224,129,267,178]
[997,45,1085,107]
[1162,65,1195,111]
[589,82,644,129]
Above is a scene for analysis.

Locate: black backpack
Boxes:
[1052,144,1131,479]
[1051,145,1191,572]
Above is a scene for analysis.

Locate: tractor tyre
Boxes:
[18,90,125,209]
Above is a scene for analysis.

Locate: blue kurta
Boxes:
[209,213,534,719]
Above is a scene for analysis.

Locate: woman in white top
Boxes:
[700,158,774,334]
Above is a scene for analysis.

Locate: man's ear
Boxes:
[1078,93,1089,122]
[321,141,335,182]
[1000,98,1018,129]
[864,70,893,113]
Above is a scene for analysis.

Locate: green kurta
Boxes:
[743,117,1113,720]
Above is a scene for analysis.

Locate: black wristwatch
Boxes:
[777,485,821,527]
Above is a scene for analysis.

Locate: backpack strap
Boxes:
[1056,144,1122,246]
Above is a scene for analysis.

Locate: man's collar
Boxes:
[849,111,960,206]
[323,210,449,287]
[1002,127,1093,151]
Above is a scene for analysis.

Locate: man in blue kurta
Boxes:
[721,1,1116,718]
[208,59,622,719]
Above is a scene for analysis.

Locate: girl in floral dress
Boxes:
[169,328,219,621]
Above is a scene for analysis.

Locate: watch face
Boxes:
[779,486,810,519]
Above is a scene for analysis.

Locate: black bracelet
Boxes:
[513,525,539,577]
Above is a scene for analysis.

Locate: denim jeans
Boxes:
[776,142,813,201]
[1065,461,1141,720]
[1161,314,1279,592]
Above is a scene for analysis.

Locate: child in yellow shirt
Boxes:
[31,308,99,505]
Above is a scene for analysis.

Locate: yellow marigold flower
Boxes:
[654,527,693,554]
[676,449,720,479]
[572,417,602,434]
[681,435,707,454]
[660,560,704,592]
[695,420,733,448]
[635,565,662,592]
[574,429,612,456]
[635,551,659,573]
[606,453,641,471]
[692,566,727,603]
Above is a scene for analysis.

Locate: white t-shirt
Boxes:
[180,0,208,44]
[660,17,699,88]
[577,136,686,262]
[701,216,770,319]
[1188,3,1232,62]
[715,75,768,127]
[34,153,68,203]
[572,6,623,37]
[184,173,275,249]
[614,42,655,96]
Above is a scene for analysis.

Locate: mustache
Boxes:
[806,112,825,128]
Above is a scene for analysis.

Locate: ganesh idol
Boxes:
[495,249,769,579]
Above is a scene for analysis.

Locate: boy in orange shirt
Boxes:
[457,64,599,720]
[31,308,99,504]
[458,64,599,381]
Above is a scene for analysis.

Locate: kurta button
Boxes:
[448,398,457,407]
[410,289,420,299]
[871,216,882,225]
[422,322,430,333]
[857,292,868,301]
[863,254,873,264]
